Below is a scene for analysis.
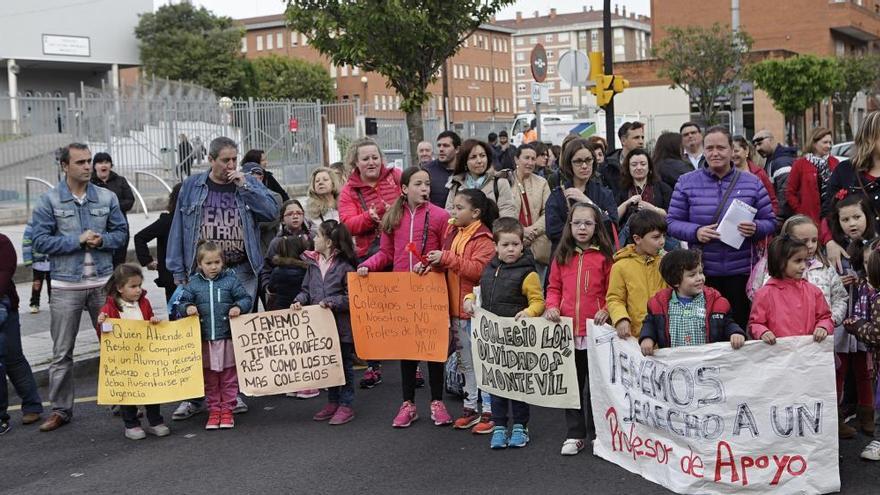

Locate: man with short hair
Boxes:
[522,119,538,144]
[90,152,134,267]
[424,131,461,207]
[487,132,498,148]
[753,130,798,218]
[31,143,128,432]
[679,122,704,169]
[416,141,434,166]
[494,130,516,172]
[602,121,646,198]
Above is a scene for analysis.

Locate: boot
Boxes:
[857,405,875,435]
[839,408,857,439]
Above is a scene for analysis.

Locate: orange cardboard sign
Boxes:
[348,272,450,362]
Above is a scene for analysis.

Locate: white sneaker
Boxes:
[125,427,146,440]
[233,396,249,414]
[861,440,880,461]
[143,424,171,437]
[172,401,206,421]
[29,305,39,314]
[561,438,585,456]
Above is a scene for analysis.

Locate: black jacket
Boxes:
[264,170,290,203]
[134,212,173,289]
[600,150,624,199]
[657,158,694,190]
[766,144,798,218]
[91,171,134,215]
[492,144,516,172]
[267,255,308,310]
[616,180,674,226]
[823,159,880,225]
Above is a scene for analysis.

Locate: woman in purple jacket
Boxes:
[666,126,776,328]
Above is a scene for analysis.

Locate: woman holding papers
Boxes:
[666,126,777,328]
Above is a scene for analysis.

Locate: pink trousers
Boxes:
[204,367,238,413]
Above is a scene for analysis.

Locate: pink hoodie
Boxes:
[358,202,450,272]
[749,277,834,339]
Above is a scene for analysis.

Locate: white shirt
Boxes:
[685,150,704,170]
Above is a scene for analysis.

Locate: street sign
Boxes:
[530,43,548,83]
[558,50,591,87]
[288,117,298,133]
[530,82,550,104]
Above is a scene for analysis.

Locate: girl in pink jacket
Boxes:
[749,235,834,344]
[357,167,451,429]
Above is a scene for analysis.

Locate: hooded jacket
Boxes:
[437,222,495,318]
[640,287,744,348]
[765,144,798,217]
[749,277,834,340]
[91,170,135,215]
[606,244,668,337]
[294,251,354,343]
[545,247,612,337]
[359,201,450,273]
[178,268,252,341]
[338,166,402,259]
[95,290,155,339]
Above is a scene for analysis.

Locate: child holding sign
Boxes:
[424,189,497,434]
[178,242,252,431]
[292,220,358,425]
[463,217,544,449]
[639,249,745,355]
[544,202,613,456]
[749,236,834,345]
[357,167,452,428]
[96,264,168,440]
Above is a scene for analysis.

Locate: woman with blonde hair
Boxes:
[305,166,341,234]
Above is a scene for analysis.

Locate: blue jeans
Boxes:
[490,395,530,427]
[327,343,355,406]
[1,311,44,421]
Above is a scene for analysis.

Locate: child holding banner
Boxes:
[639,249,745,355]
[424,189,497,434]
[544,202,613,456]
[606,210,668,339]
[96,264,169,440]
[749,235,834,345]
[292,220,358,425]
[463,217,544,449]
[357,167,453,428]
[178,242,252,431]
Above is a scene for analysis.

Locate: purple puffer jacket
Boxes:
[667,167,776,276]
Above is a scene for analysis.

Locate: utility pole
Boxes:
[603,0,615,150]
[731,0,744,135]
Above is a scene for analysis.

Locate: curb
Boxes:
[31,353,101,389]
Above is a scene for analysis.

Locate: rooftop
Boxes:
[494,7,651,30]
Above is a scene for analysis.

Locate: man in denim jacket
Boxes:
[30,143,128,432]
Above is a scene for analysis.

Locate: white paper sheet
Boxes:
[717,198,757,249]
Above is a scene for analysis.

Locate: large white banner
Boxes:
[587,322,840,494]
[472,308,580,409]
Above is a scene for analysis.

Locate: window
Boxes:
[240,37,247,53]
[518,98,527,110]
[382,95,388,111]
[546,49,554,59]
[453,65,459,79]
[493,38,498,51]
[465,65,470,78]
[516,37,524,46]
[330,65,337,78]
[515,52,525,62]
[558,32,570,42]
[256,35,263,51]
[276,32,283,48]
[560,96,572,106]
[341,64,349,77]
[266,33,274,50]
[290,32,298,46]
[614,45,626,57]
[374,95,380,110]
[529,36,538,44]
[454,97,460,111]
[614,28,624,39]
[517,83,526,92]
[547,64,555,74]
[517,67,525,78]
[466,97,471,112]
[545,34,554,42]
[591,31,599,43]
[352,66,360,76]
[395,96,401,110]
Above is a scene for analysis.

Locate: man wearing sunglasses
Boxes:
[753,130,798,219]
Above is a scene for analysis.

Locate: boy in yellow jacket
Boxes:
[607,210,669,338]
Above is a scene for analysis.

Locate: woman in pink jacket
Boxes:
[749,235,834,343]
[357,167,452,428]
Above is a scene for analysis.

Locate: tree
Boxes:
[749,55,842,146]
[286,0,515,159]
[135,3,247,96]
[251,55,335,101]
[833,54,880,140]
[654,23,753,126]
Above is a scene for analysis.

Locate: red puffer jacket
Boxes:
[545,248,612,336]
[94,290,155,339]
[338,166,403,259]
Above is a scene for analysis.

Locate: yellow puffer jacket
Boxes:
[606,244,668,337]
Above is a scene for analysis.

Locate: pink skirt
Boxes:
[202,339,236,372]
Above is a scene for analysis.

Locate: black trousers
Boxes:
[121,404,163,429]
[401,360,444,402]
[565,349,594,439]
[706,274,750,329]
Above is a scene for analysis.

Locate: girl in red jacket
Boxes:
[357,166,451,428]
[749,236,834,344]
[544,202,613,456]
[422,189,497,434]
[96,264,167,441]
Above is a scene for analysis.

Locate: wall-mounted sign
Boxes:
[42,35,90,57]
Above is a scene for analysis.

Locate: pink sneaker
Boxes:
[329,405,355,425]
[430,400,453,426]
[313,403,339,421]
[392,401,418,428]
[296,389,320,399]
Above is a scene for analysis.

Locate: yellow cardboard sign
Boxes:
[97,316,204,405]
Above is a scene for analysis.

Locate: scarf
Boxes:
[451,220,482,255]
[464,173,488,190]
[806,153,831,205]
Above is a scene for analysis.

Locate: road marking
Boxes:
[7,395,98,411]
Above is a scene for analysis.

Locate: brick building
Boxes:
[237,14,515,124]
[650,0,880,138]
[495,6,651,113]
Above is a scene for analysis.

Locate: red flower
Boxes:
[835,189,848,201]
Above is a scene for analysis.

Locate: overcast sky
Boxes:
[153,0,652,20]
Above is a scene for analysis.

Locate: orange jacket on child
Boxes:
[545,247,612,337]
[749,277,834,340]
[435,222,494,319]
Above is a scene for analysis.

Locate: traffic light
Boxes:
[588,51,630,108]
[594,75,615,107]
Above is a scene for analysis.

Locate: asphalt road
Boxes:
[3,362,879,494]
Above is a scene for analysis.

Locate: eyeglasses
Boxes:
[571,158,594,167]
[570,220,596,229]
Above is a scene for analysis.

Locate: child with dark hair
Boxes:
[606,209,669,339]
[749,236,834,344]
[463,217,544,449]
[640,250,745,355]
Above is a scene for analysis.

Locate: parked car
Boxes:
[831,141,853,162]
